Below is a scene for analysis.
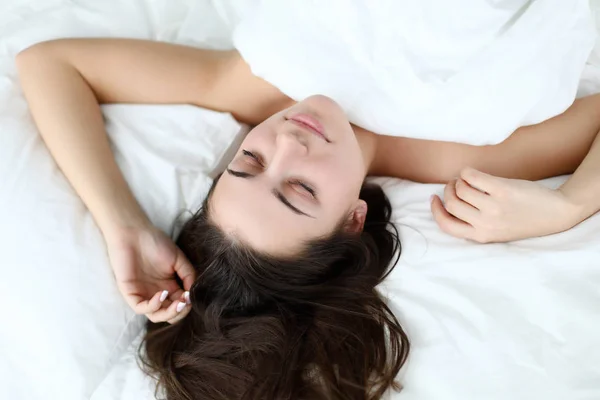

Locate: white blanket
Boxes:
[1,1,600,400]
[228,0,596,145]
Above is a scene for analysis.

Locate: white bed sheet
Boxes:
[1,1,600,400]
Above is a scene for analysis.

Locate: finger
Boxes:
[443,180,479,223]
[460,167,502,195]
[454,178,490,209]
[174,251,196,291]
[146,292,190,323]
[166,303,192,325]
[167,287,185,303]
[132,289,170,315]
[431,195,475,239]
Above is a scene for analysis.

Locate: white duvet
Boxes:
[1,1,600,400]
[231,0,596,145]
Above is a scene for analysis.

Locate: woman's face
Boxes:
[210,95,368,255]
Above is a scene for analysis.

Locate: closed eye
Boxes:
[242,149,264,167]
[291,180,316,198]
[225,168,315,218]
[241,150,317,199]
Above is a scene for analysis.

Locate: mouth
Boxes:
[287,113,330,142]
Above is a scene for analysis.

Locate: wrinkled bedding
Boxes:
[231,0,596,145]
[1,1,600,399]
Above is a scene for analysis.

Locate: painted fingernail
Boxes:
[159,290,169,302]
[176,301,186,313]
[184,291,190,304]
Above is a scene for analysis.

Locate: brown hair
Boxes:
[140,179,409,399]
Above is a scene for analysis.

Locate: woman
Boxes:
[16,39,600,399]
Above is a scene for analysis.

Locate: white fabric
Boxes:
[231,0,596,145]
[0,4,243,398]
[0,99,242,399]
[1,1,600,400]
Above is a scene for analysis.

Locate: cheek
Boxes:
[335,145,364,179]
[318,155,363,193]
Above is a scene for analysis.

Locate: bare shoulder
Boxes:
[211,51,293,125]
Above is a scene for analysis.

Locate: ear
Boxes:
[345,200,368,233]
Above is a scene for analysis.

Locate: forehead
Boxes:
[209,173,333,255]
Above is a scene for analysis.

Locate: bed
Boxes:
[1,1,599,399]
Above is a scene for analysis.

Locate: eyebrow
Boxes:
[226,168,315,218]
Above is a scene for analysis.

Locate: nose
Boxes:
[268,129,308,175]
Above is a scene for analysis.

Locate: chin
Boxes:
[306,94,342,110]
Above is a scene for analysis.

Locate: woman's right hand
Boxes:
[104,226,197,324]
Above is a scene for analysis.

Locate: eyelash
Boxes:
[292,180,316,198]
[242,149,317,198]
[242,149,263,166]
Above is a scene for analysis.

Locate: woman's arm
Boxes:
[364,94,600,242]
[556,126,600,222]
[425,95,600,243]
[370,94,600,184]
[16,38,288,322]
[429,131,600,243]
[16,38,285,237]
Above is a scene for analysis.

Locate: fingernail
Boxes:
[184,291,190,304]
[176,301,186,313]
[159,290,169,302]
[430,195,436,203]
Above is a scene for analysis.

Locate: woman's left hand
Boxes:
[430,168,580,243]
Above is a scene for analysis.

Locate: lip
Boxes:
[288,113,330,142]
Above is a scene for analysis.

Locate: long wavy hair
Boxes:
[140,177,409,400]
